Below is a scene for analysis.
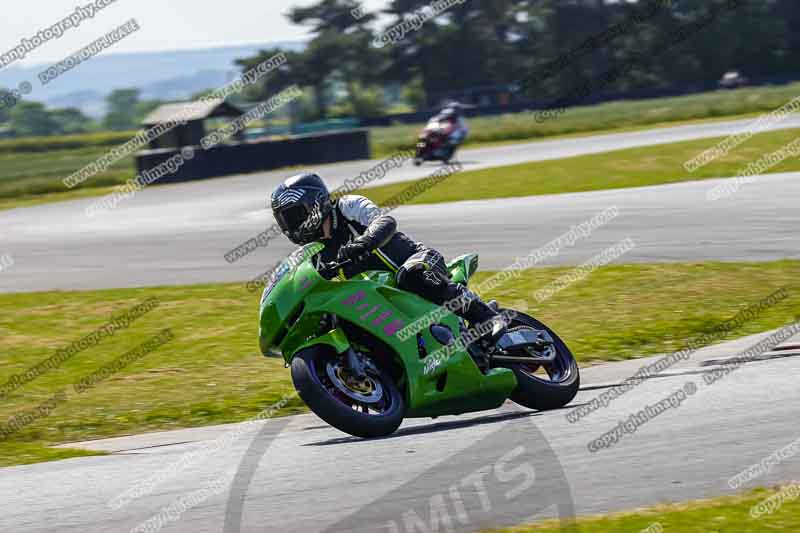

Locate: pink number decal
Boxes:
[384,320,405,337]
[360,305,381,320]
[342,290,366,306]
[372,311,393,325]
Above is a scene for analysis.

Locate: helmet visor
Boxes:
[275,204,309,239]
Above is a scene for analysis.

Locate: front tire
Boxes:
[500,310,580,411]
[291,346,405,438]
[442,145,456,164]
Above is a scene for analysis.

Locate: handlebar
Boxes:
[322,258,353,271]
[318,258,353,279]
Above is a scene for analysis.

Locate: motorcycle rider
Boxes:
[429,102,469,148]
[270,172,507,342]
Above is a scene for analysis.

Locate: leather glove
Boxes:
[337,241,370,263]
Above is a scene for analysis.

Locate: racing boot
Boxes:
[460,290,507,346]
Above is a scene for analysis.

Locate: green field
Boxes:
[0,145,135,203]
[1,260,797,467]
[362,126,800,205]
[485,486,800,532]
[0,131,138,203]
[2,82,800,211]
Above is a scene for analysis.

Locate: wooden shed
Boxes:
[141,99,244,150]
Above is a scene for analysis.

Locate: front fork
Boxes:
[345,346,368,378]
[321,313,369,379]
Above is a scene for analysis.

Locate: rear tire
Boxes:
[500,311,580,411]
[291,346,405,438]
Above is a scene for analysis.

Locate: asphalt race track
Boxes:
[2,116,800,292]
[2,120,800,532]
[1,331,799,533]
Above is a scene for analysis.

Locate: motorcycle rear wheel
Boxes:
[499,310,580,411]
[291,346,405,438]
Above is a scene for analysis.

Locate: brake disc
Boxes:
[326,362,384,403]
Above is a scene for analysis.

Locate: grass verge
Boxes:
[1,260,797,467]
[0,142,135,201]
[362,126,800,205]
[485,486,800,532]
[371,82,800,156]
[0,185,122,212]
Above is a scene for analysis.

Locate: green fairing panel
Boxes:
[259,245,516,418]
[258,245,325,355]
[447,253,479,285]
[291,328,351,355]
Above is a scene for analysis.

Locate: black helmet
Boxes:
[271,173,332,245]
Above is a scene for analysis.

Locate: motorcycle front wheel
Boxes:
[442,145,456,163]
[498,310,580,411]
[291,346,405,438]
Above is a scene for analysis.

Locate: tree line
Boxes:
[236,0,800,119]
[3,0,797,136]
[0,88,169,139]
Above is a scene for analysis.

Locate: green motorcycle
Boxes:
[258,243,580,438]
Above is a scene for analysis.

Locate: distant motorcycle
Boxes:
[414,119,459,165]
[257,243,580,438]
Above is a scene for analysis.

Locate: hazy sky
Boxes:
[3,0,391,66]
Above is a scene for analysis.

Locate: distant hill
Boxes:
[0,42,305,118]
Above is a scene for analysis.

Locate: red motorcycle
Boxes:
[414,119,457,165]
